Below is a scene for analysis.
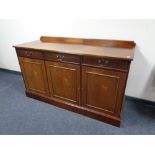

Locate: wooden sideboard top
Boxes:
[14,36,136,60]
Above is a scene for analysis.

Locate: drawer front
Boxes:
[16,49,44,59]
[82,56,129,70]
[45,52,80,64]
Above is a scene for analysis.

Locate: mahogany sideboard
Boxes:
[14,36,136,126]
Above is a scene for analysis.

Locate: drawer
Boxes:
[82,56,129,70]
[16,49,44,59]
[45,52,80,64]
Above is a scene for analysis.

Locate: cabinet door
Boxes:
[82,66,127,116]
[18,57,49,95]
[45,61,80,105]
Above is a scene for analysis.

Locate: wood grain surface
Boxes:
[14,36,136,60]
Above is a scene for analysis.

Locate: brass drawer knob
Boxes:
[98,59,102,64]
[98,59,109,66]
[104,60,109,64]
[60,55,64,61]
[57,55,64,61]
[25,51,32,56]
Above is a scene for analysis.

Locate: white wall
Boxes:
[0,19,155,102]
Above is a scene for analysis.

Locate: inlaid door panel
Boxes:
[45,61,80,105]
[18,57,49,95]
[82,66,127,116]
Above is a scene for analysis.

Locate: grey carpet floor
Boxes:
[0,70,155,135]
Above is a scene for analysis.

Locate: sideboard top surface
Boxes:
[14,36,136,60]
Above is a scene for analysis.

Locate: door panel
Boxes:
[18,57,49,95]
[45,61,80,105]
[82,66,127,116]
